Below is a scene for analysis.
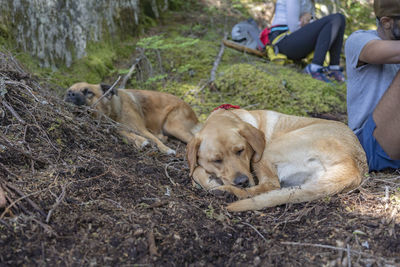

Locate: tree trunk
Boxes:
[0,0,168,68]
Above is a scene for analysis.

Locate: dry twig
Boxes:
[120,50,144,89]
[164,162,177,186]
[281,241,394,263]
[210,32,228,83]
[0,187,48,219]
[147,228,159,256]
[91,76,121,108]
[5,182,46,217]
[2,100,26,124]
[46,184,67,223]
[241,222,268,242]
[0,184,6,208]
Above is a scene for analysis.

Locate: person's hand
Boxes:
[300,12,312,27]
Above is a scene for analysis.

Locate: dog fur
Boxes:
[186,108,368,212]
[65,82,201,154]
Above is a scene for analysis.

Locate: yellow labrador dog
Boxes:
[186,107,368,212]
[65,82,201,155]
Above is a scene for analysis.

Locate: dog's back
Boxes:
[227,110,368,212]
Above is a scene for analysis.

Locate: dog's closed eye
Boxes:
[212,159,223,164]
[236,149,244,156]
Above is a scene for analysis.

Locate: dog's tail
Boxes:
[227,163,364,212]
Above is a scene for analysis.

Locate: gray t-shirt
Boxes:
[345,30,400,134]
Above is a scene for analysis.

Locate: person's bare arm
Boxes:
[300,12,312,27]
[360,40,400,64]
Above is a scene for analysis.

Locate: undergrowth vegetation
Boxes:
[0,0,375,120]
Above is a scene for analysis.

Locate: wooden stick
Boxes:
[4,80,39,102]
[5,182,46,217]
[242,222,268,242]
[210,33,228,83]
[164,162,177,186]
[223,40,267,58]
[147,228,159,256]
[119,54,144,89]
[0,187,48,219]
[2,100,26,124]
[46,184,67,223]
[0,184,6,208]
[91,76,121,108]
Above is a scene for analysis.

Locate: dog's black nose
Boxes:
[234,174,249,188]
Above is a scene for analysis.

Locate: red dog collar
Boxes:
[212,104,240,112]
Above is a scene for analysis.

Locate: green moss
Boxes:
[212,63,346,116]
[13,39,130,93]
[3,0,358,121]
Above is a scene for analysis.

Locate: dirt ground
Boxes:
[1,20,400,267]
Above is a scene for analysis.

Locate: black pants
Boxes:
[275,13,345,66]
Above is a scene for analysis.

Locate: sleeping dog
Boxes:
[186,107,368,212]
[65,82,201,155]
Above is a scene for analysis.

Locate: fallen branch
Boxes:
[241,222,268,242]
[147,228,159,256]
[223,39,267,58]
[46,184,67,223]
[210,32,228,83]
[0,187,48,219]
[119,52,144,89]
[2,100,26,124]
[0,184,6,208]
[183,33,229,97]
[164,162,177,186]
[4,182,46,217]
[91,76,121,108]
[347,244,351,267]
[4,80,39,102]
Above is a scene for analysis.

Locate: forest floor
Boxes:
[1,2,400,266]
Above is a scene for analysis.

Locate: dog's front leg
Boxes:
[119,130,150,149]
[191,166,223,190]
[215,159,281,199]
[252,158,281,192]
[213,185,252,199]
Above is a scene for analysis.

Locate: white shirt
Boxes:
[271,0,313,32]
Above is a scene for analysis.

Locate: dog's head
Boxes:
[186,110,265,188]
[65,82,117,106]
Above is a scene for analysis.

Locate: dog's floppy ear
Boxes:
[239,124,265,162]
[186,137,201,177]
[100,83,118,96]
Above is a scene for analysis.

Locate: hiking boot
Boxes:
[327,67,345,82]
[303,64,331,83]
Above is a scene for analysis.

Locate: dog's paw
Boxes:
[140,140,150,149]
[210,188,237,202]
[210,188,230,197]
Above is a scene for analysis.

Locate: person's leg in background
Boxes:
[276,13,346,82]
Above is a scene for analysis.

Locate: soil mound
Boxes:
[0,52,399,266]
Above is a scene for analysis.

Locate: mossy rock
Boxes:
[211,62,346,117]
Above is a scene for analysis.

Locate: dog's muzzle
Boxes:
[234,173,249,188]
[65,91,86,106]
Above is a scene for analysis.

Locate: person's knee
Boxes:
[331,13,345,26]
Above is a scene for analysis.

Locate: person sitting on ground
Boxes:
[345,0,400,171]
[269,0,346,82]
